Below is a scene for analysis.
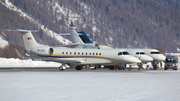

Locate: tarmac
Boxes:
[0,67,165,72]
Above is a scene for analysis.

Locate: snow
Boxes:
[0,36,8,48]
[92,26,100,33]
[0,58,61,67]
[51,1,83,24]
[0,57,180,100]
[0,70,180,101]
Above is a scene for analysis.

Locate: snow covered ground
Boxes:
[0,58,61,67]
[0,70,180,101]
[0,57,180,101]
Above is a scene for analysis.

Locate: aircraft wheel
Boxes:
[109,66,114,70]
[76,66,82,70]
[153,67,157,70]
[59,66,64,70]
[128,67,132,71]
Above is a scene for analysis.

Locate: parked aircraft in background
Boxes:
[59,21,99,49]
[61,21,165,70]
[8,29,141,70]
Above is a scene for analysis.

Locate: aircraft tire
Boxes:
[109,66,114,70]
[153,67,157,70]
[76,66,82,70]
[59,67,64,70]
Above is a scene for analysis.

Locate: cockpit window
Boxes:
[150,52,161,54]
[118,51,130,55]
[118,52,122,55]
[140,52,145,55]
[123,51,130,55]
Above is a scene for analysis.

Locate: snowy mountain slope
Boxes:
[0,0,180,54]
[0,35,8,48]
[0,0,71,45]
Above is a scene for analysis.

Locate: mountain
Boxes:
[0,0,180,58]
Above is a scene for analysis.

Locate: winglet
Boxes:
[15,48,23,59]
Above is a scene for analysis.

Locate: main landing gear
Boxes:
[59,64,66,70]
[138,63,143,70]
[76,65,82,70]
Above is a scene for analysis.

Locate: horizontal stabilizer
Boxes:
[8,29,38,33]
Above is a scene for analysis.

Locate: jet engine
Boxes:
[30,46,54,56]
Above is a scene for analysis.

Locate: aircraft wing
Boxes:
[43,58,82,64]
[59,33,90,36]
[59,43,80,47]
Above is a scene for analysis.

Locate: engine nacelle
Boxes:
[30,46,54,56]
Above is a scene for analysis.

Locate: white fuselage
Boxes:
[141,49,166,62]
[124,49,153,63]
[124,49,166,62]
[35,47,141,66]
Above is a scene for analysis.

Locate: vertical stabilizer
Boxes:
[8,30,42,52]
[69,21,84,44]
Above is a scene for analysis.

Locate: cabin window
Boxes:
[93,53,95,55]
[89,53,91,55]
[123,52,130,55]
[78,52,80,55]
[74,52,76,55]
[86,53,88,55]
[66,52,68,54]
[99,53,101,55]
[118,52,122,55]
[96,53,98,55]
[70,52,72,54]
[82,53,84,55]
[62,52,64,54]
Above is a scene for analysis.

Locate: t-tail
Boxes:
[8,29,44,54]
[69,21,84,44]
[77,31,92,43]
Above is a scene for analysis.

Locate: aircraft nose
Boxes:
[156,55,166,62]
[141,56,153,62]
[149,56,154,61]
[131,56,142,63]
[160,55,166,61]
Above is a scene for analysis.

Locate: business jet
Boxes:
[8,29,141,70]
[140,49,165,62]
[62,21,166,70]
[125,49,165,70]
[61,22,154,64]
[59,21,99,49]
